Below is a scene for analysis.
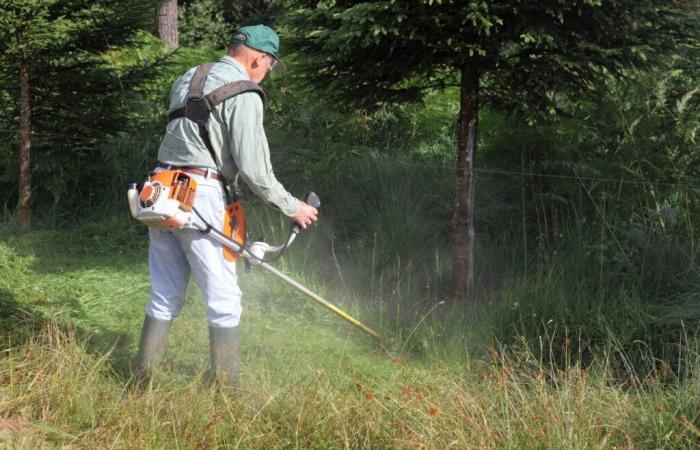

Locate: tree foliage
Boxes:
[179,0,279,48]
[0,0,163,215]
[287,0,697,112]
[179,0,229,48]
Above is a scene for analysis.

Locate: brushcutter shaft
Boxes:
[196,221,383,341]
[254,261,382,340]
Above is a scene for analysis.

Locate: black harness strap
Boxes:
[166,63,266,205]
[188,63,214,99]
[206,81,266,108]
[167,80,266,122]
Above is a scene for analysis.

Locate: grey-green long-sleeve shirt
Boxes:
[157,56,299,216]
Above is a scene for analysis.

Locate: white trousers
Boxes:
[145,168,242,328]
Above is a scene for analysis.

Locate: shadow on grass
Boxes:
[0,288,136,380]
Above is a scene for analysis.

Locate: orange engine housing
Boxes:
[130,170,198,229]
[140,170,197,211]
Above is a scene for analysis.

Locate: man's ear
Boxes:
[251,53,264,69]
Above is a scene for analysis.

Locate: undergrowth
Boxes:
[1,203,699,448]
[1,318,698,448]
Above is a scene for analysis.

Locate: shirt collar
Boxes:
[219,55,249,80]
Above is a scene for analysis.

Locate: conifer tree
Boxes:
[286,0,699,301]
[0,0,161,228]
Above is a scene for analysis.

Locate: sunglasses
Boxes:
[266,54,279,72]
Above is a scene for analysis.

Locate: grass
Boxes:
[1,321,699,448]
[1,208,699,449]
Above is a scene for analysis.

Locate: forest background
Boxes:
[0,0,699,448]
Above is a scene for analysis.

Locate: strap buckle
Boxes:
[185,97,210,125]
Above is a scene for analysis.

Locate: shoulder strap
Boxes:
[168,69,266,123]
[205,80,266,109]
[188,63,215,100]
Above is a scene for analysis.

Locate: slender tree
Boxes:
[156,0,179,48]
[18,52,31,230]
[0,0,63,230]
[286,0,699,301]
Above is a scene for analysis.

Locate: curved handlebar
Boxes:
[253,191,322,257]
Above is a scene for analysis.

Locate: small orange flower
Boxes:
[365,390,374,400]
[427,404,439,416]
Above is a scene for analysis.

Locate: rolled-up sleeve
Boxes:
[228,92,299,216]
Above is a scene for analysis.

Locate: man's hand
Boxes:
[291,201,318,230]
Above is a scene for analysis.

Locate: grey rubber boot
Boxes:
[132,315,172,389]
[209,325,241,393]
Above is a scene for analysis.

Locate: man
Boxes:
[133,25,318,390]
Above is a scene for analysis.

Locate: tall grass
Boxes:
[1,318,698,448]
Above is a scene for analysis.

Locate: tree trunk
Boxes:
[156,0,179,48]
[17,53,32,231]
[450,60,479,301]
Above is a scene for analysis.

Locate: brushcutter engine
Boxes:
[127,170,198,229]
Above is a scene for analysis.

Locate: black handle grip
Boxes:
[291,191,321,235]
[305,191,321,209]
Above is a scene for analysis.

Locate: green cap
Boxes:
[229,24,285,71]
